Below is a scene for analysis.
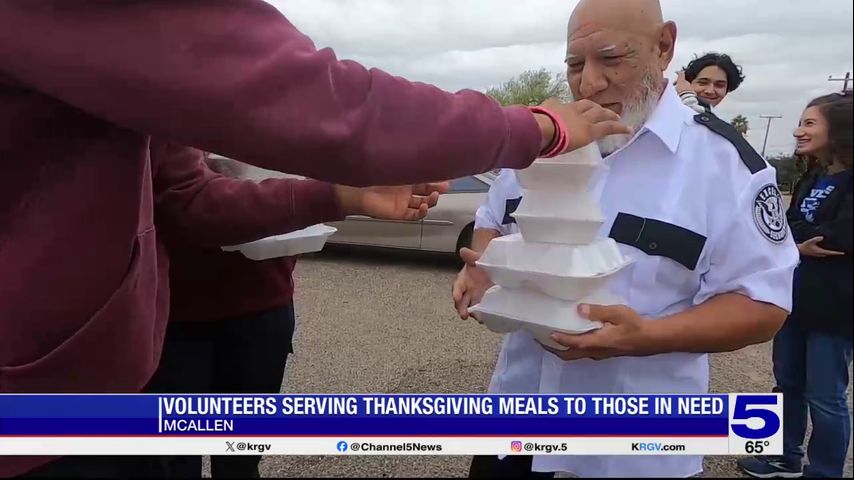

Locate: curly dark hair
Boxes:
[683,52,745,93]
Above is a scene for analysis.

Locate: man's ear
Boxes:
[657,21,677,71]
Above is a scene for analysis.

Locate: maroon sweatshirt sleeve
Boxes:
[0,1,541,187]
[152,142,345,248]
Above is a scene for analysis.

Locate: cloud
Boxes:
[268,0,853,156]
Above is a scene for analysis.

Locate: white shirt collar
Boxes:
[637,81,689,154]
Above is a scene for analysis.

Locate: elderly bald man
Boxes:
[459,0,799,478]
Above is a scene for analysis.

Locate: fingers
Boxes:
[425,191,440,207]
[572,99,599,113]
[549,331,602,350]
[578,303,633,325]
[402,203,429,221]
[452,274,465,303]
[457,292,471,319]
[540,338,610,361]
[590,120,633,139]
[459,248,481,267]
[815,248,845,256]
[452,273,471,319]
[550,346,613,361]
[407,191,440,209]
[804,236,824,246]
[408,196,423,210]
[581,106,623,124]
[411,182,450,196]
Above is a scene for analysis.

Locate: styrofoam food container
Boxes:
[515,161,604,191]
[517,189,601,219]
[551,142,604,165]
[513,214,604,245]
[516,142,605,190]
[221,224,337,260]
[468,286,625,350]
[511,188,605,244]
[476,235,632,300]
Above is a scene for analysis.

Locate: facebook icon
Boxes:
[337,441,348,452]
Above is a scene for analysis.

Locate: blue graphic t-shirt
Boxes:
[799,175,837,223]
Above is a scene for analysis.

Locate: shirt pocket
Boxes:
[609,213,706,312]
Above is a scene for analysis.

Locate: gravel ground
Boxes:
[237,246,852,478]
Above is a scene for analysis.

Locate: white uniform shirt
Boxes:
[473,83,799,478]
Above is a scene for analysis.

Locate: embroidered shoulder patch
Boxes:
[753,184,788,244]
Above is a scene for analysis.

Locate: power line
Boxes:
[759,114,783,158]
[828,72,852,93]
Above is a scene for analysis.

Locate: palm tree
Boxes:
[731,115,749,137]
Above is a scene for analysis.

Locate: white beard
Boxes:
[597,77,662,156]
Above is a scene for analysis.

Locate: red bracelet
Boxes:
[528,106,569,158]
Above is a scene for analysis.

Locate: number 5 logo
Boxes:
[731,395,781,439]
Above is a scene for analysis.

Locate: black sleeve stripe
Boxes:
[502,197,522,225]
[609,213,707,271]
[694,112,767,174]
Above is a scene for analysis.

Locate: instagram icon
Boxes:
[511,441,523,453]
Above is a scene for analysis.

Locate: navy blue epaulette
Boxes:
[694,112,767,174]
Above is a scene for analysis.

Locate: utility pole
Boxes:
[828,72,852,93]
[759,114,783,158]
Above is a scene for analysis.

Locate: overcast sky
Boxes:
[269,0,853,157]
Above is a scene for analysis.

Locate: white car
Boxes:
[326,173,496,255]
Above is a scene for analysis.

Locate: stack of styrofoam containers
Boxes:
[468,143,632,350]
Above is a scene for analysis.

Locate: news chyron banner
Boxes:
[0,394,781,456]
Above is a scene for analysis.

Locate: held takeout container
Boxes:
[468,286,625,351]
[511,189,605,244]
[476,234,633,300]
[512,214,604,245]
[515,142,605,190]
[516,189,602,219]
[221,224,337,260]
[514,161,604,191]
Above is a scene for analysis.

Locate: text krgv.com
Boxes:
[631,442,687,452]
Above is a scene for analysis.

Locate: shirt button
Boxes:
[649,242,658,250]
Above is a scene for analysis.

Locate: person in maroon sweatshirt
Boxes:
[0,2,628,477]
[151,152,389,479]
[15,142,445,479]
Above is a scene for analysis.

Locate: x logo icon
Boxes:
[225,441,235,452]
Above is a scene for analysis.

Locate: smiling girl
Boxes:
[676,52,745,113]
[739,92,853,479]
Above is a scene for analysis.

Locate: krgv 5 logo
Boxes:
[730,395,781,439]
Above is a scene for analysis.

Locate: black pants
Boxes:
[145,303,296,478]
[469,455,555,479]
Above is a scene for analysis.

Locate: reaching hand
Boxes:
[452,248,493,320]
[335,182,450,221]
[674,70,693,94]
[534,98,632,155]
[797,236,845,258]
